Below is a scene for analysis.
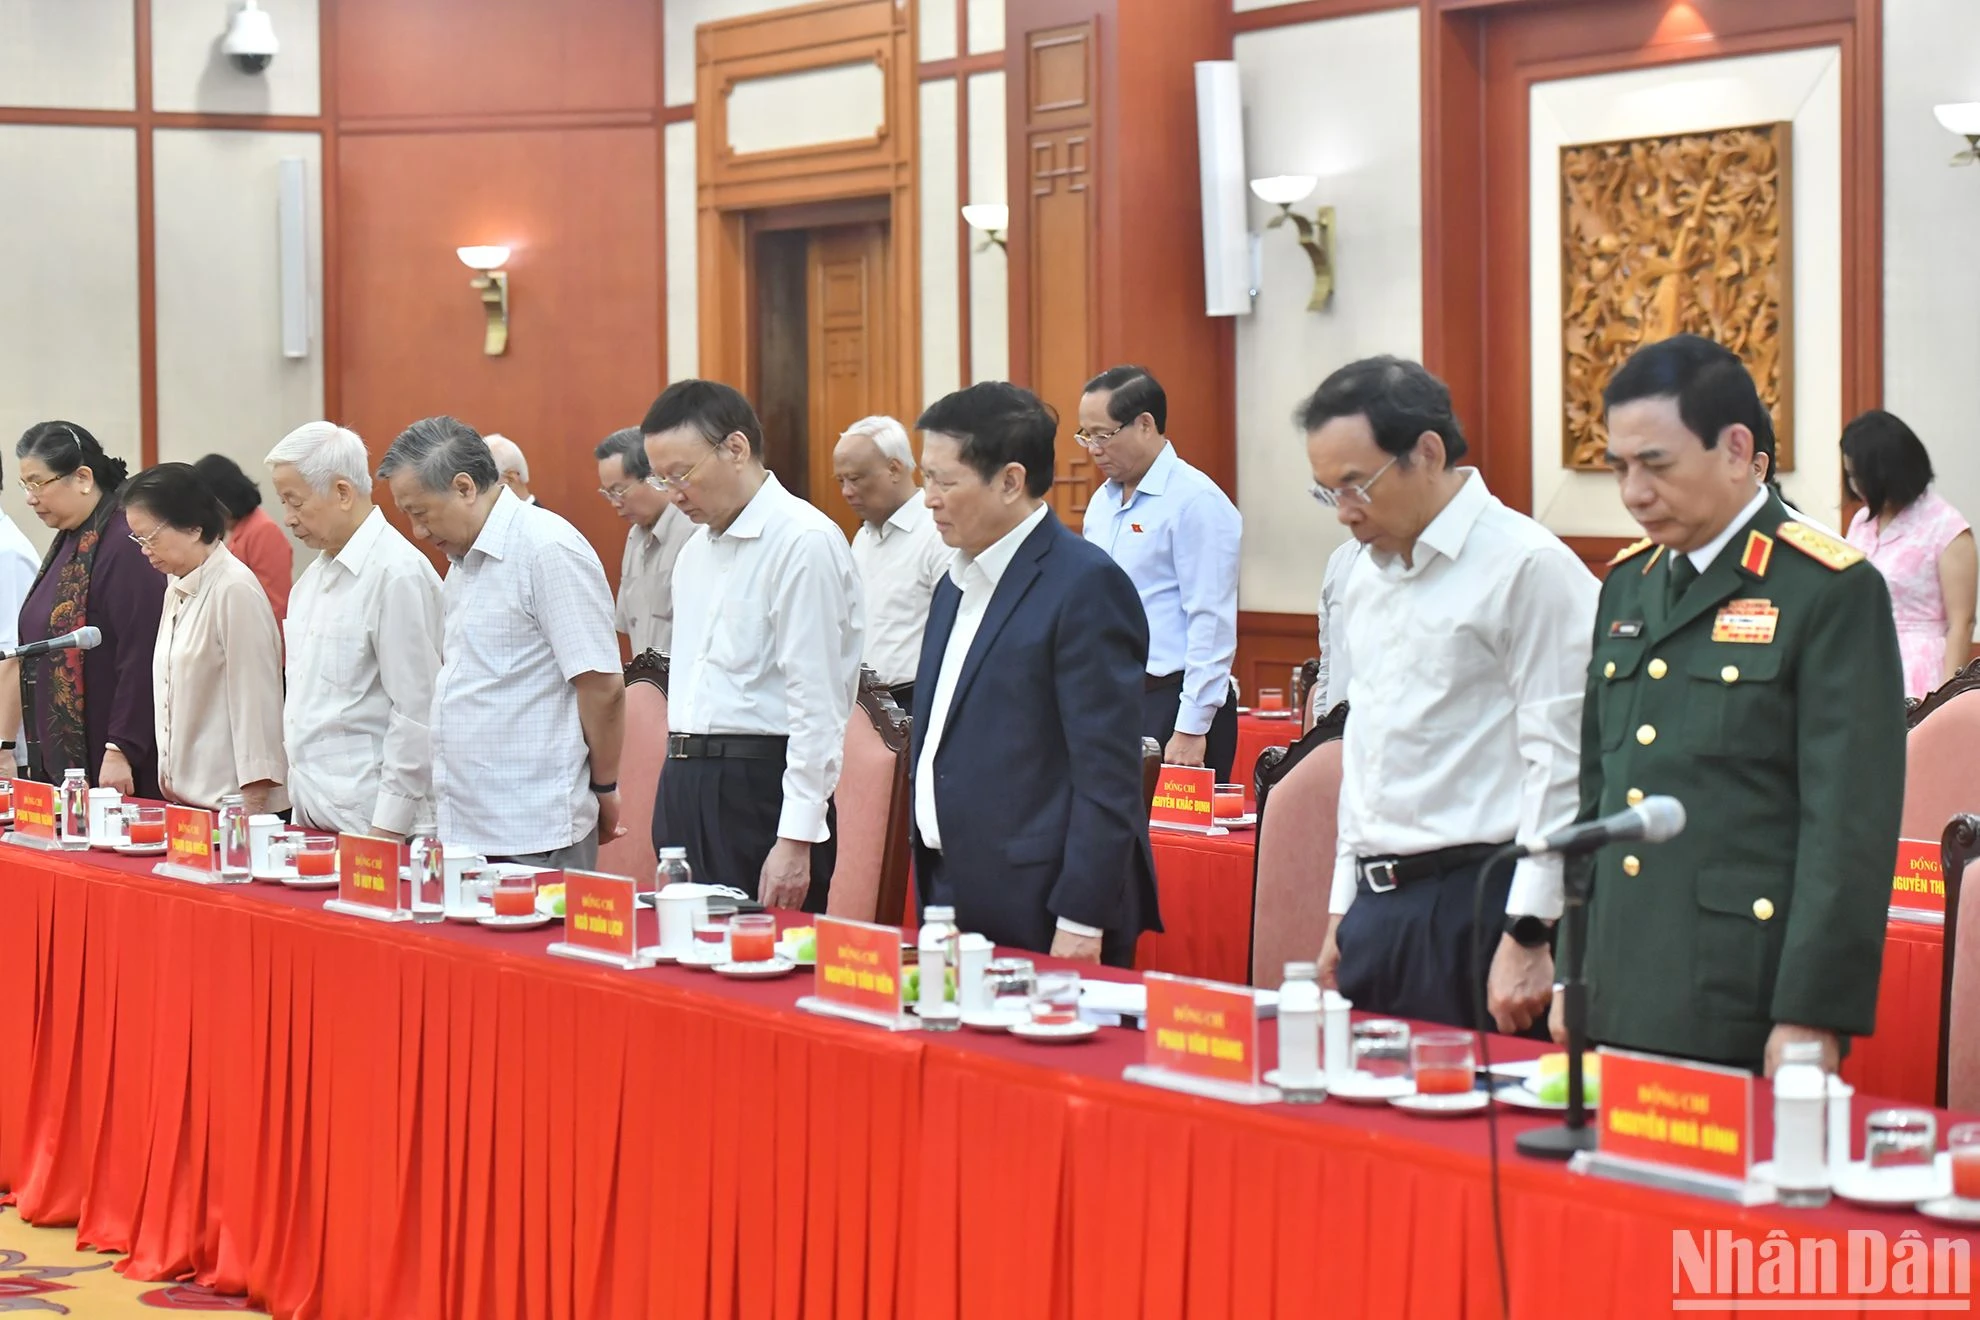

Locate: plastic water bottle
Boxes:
[1323,990,1354,1083]
[1772,1041,1831,1207]
[917,906,960,1030]
[658,846,692,894]
[1276,961,1324,1099]
[409,835,445,922]
[57,768,89,849]
[215,794,251,881]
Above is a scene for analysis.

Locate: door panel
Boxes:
[806,222,891,537]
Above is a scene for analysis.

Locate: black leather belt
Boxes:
[1144,672,1183,692]
[1355,842,1508,894]
[667,733,788,761]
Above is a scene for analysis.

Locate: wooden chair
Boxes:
[1899,660,1980,844]
[1937,814,1980,1111]
[1290,658,1322,733]
[1249,703,1349,986]
[597,649,669,881]
[826,669,915,926]
[1142,736,1161,812]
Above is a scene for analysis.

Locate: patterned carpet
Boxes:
[0,1207,263,1314]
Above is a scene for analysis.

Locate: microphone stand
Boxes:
[1515,852,1597,1159]
[19,653,45,784]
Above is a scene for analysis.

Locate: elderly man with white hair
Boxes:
[267,421,444,840]
[484,433,544,509]
[832,415,951,709]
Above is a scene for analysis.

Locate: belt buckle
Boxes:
[667,733,688,760]
[1363,859,1399,894]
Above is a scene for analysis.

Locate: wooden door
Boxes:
[806,222,892,538]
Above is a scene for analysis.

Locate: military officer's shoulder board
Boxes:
[1776,521,1865,572]
[1608,537,1655,567]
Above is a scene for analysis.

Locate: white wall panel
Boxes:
[664,0,794,107]
[919,78,961,410]
[0,0,135,110]
[150,0,320,116]
[965,0,1002,55]
[665,119,699,382]
[965,70,1007,384]
[725,61,885,156]
[920,0,956,65]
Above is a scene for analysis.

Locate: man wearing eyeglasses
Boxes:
[1076,367,1243,778]
[643,380,863,911]
[1306,356,1597,1035]
[594,427,694,657]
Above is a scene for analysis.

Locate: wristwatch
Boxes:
[1503,914,1557,949]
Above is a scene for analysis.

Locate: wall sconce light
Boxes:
[961,203,1008,252]
[1935,103,1980,166]
[456,245,511,355]
[1249,175,1335,310]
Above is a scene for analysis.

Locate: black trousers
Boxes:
[1334,853,1547,1035]
[655,756,834,911]
[1141,675,1239,781]
[919,851,1137,969]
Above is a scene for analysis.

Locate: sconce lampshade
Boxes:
[456,245,512,272]
[960,203,1009,234]
[1249,175,1318,207]
[1935,103,1980,137]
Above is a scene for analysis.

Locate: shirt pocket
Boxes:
[706,596,770,671]
[1692,864,1789,1021]
[309,622,369,688]
[1681,647,1790,759]
[1591,642,1645,752]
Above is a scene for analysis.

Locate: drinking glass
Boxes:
[729,913,777,963]
[293,834,338,878]
[1864,1108,1937,1170]
[1950,1123,1980,1201]
[1352,1019,1411,1079]
[491,871,539,918]
[692,912,732,961]
[1213,784,1244,819]
[122,805,167,847]
[1030,971,1080,1026]
[985,957,1036,1014]
[1409,1030,1476,1095]
[0,779,13,818]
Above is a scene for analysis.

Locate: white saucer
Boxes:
[960,1008,1028,1032]
[1916,1196,1980,1225]
[1392,1090,1489,1117]
[1213,813,1257,829]
[477,912,554,930]
[1009,1019,1098,1042]
[279,874,339,890]
[115,842,168,856]
[1262,1068,1328,1095]
[677,946,728,970]
[445,905,494,923]
[1327,1071,1415,1103]
[1832,1155,1951,1206]
[91,838,131,851]
[252,868,299,883]
[714,957,797,979]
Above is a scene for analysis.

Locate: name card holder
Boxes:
[1122,971,1279,1105]
[153,805,222,884]
[796,915,919,1031]
[323,834,413,922]
[1148,764,1222,836]
[3,780,62,850]
[1569,1047,1771,1206]
[1888,837,1946,926]
[546,870,652,970]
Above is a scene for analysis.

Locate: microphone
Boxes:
[1,626,103,662]
[1517,795,1686,858]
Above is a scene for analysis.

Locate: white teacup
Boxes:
[655,882,723,958]
[442,845,487,910]
[86,788,125,846]
[247,814,286,874]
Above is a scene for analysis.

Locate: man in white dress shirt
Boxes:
[1077,367,1243,778]
[594,427,694,656]
[834,415,951,710]
[1306,357,1598,1034]
[644,380,862,910]
[267,422,444,840]
[380,417,624,867]
[0,496,41,778]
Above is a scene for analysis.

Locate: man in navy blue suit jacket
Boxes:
[908,382,1160,966]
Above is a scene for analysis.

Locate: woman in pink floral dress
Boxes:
[1842,410,1977,698]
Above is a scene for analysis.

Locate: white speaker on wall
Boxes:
[1194,60,1252,318]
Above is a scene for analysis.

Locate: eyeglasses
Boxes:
[1073,422,1129,451]
[19,471,75,495]
[1309,455,1399,508]
[128,525,169,550]
[644,439,724,494]
[598,480,636,502]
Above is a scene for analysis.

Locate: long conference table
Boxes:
[3,844,1976,1319]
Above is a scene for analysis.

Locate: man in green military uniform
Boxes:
[1556,335,1905,1075]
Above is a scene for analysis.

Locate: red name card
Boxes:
[337,834,401,911]
[1143,971,1260,1087]
[812,916,903,1017]
[1891,838,1945,919]
[563,870,637,959]
[166,805,214,872]
[11,780,54,841]
[1597,1047,1753,1184]
[1150,764,1215,831]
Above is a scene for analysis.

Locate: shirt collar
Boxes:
[464,485,522,562]
[1393,467,1489,568]
[877,489,927,539]
[171,541,234,599]
[327,505,387,577]
[1684,485,1770,573]
[1098,441,1178,507]
[714,472,785,543]
[952,502,1047,591]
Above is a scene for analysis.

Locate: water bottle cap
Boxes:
[1781,1040,1824,1064]
[924,905,956,922]
[64,767,84,777]
[1282,961,1318,982]
[660,846,687,860]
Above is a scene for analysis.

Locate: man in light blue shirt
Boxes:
[1077,366,1243,778]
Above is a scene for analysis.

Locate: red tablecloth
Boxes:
[1841,917,1945,1105]
[1233,712,1296,789]
[1138,828,1255,985]
[3,845,1977,1320]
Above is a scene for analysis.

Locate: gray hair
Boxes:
[265,421,372,497]
[840,415,915,471]
[378,416,501,495]
[484,433,529,481]
[592,427,651,480]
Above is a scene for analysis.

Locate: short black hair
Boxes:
[1841,409,1934,516]
[641,379,765,458]
[914,382,1058,499]
[120,463,227,543]
[1083,365,1166,433]
[593,426,652,480]
[1295,356,1468,467]
[1602,334,1774,456]
[193,452,263,520]
[15,420,131,490]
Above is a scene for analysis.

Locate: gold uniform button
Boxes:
[1604,661,1616,679]
[1622,855,1641,877]
[1721,665,1740,684]
[1647,658,1668,679]
[1626,788,1645,807]
[1636,724,1657,746]
[1753,897,1775,922]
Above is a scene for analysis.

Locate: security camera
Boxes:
[222,0,279,75]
